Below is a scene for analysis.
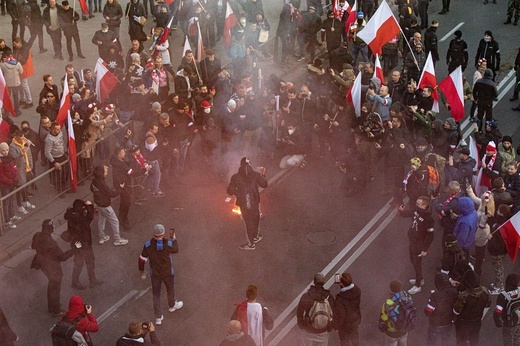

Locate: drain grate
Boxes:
[306,231,337,246]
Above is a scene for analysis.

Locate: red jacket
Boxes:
[64,296,98,341]
[0,155,18,187]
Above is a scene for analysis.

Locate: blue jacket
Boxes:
[453,197,478,250]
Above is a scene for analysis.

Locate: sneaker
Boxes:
[408,286,422,295]
[99,235,110,244]
[168,301,184,312]
[23,201,36,209]
[113,238,129,246]
[489,286,503,295]
[296,56,305,62]
[6,221,16,229]
[18,206,28,214]
[153,191,165,197]
[11,215,21,221]
[409,279,425,286]
[134,200,145,206]
[239,243,256,250]
[253,234,263,243]
[155,315,164,325]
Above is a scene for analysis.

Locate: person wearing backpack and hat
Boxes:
[379,279,417,345]
[446,30,468,73]
[453,269,491,345]
[296,273,335,345]
[57,295,98,345]
[494,272,520,345]
[333,272,362,345]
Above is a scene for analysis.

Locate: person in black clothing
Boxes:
[227,157,268,250]
[398,196,435,295]
[446,30,468,73]
[219,320,256,346]
[493,273,520,345]
[475,30,500,81]
[116,320,161,346]
[0,307,18,345]
[424,272,458,345]
[138,224,183,325]
[125,0,146,43]
[91,22,118,61]
[30,219,77,317]
[58,0,84,61]
[26,0,47,53]
[473,68,498,128]
[64,199,104,290]
[200,49,221,87]
[424,20,439,65]
[296,273,335,344]
[333,272,362,345]
[6,0,25,43]
[320,10,344,54]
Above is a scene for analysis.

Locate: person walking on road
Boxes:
[90,164,129,246]
[30,219,78,317]
[296,273,335,345]
[493,272,520,346]
[474,30,500,81]
[333,272,362,346]
[0,307,18,345]
[64,198,104,290]
[138,224,183,326]
[227,157,268,251]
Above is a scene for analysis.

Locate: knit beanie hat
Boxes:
[502,136,513,144]
[153,224,165,237]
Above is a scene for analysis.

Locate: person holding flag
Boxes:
[150,24,175,77]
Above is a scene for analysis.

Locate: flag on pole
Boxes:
[469,135,480,192]
[223,2,238,49]
[188,17,198,37]
[418,52,439,112]
[0,68,15,117]
[356,0,400,55]
[78,0,89,16]
[346,72,362,118]
[499,211,520,263]
[345,0,357,36]
[438,65,465,121]
[374,54,384,85]
[182,36,192,58]
[333,0,351,20]
[94,58,119,104]
[56,76,70,126]
[0,117,10,143]
[66,112,78,192]
[157,14,174,47]
[196,21,205,62]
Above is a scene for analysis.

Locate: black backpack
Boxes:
[501,289,520,327]
[449,39,465,64]
[51,316,82,346]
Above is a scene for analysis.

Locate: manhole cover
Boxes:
[306,231,337,246]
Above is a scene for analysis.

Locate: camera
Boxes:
[334,273,341,284]
[142,322,150,330]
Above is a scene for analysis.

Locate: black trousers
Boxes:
[47,28,62,57]
[27,23,45,52]
[409,243,423,287]
[64,33,82,58]
[72,246,96,285]
[11,19,25,43]
[118,187,131,224]
[477,102,493,126]
[455,319,481,346]
[241,206,260,245]
[41,265,63,314]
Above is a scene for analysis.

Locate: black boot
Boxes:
[505,17,512,24]
[510,94,519,101]
[515,19,519,26]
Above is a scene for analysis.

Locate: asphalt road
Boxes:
[1,0,520,345]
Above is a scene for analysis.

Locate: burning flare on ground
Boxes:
[232,205,242,215]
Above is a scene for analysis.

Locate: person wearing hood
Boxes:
[475,30,500,81]
[219,320,255,346]
[398,196,435,295]
[227,157,268,250]
[494,273,520,345]
[424,21,439,64]
[498,136,515,174]
[30,219,77,317]
[453,269,491,345]
[424,272,458,345]
[453,197,478,257]
[490,178,513,213]
[320,10,344,54]
[296,273,335,344]
[62,295,98,344]
[333,272,362,345]
[473,68,498,130]
[430,119,449,157]
[0,53,23,116]
[117,320,161,346]
[90,164,129,246]
[328,42,355,73]
[446,30,468,73]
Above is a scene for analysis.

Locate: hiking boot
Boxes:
[504,17,512,24]
[409,279,425,286]
[99,235,110,244]
[509,95,519,101]
[407,286,422,295]
[155,315,164,325]
[113,238,129,246]
[253,234,263,243]
[438,9,447,14]
[168,301,184,312]
[239,243,256,250]
[515,19,519,26]
[489,286,503,295]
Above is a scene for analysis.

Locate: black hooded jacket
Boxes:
[64,200,95,247]
[227,159,268,210]
[90,165,119,207]
[494,273,520,328]
[453,270,491,321]
[424,273,458,326]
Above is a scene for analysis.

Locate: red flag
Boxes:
[164,0,174,5]
[56,76,70,126]
[95,58,119,103]
[356,0,400,55]
[0,68,15,117]
[373,54,384,85]
[66,112,77,191]
[345,0,357,36]
[223,2,238,49]
[333,0,351,20]
[78,0,89,16]
[418,52,439,112]
[438,66,465,121]
[499,211,520,263]
[157,14,174,46]
[346,72,362,118]
[0,117,11,143]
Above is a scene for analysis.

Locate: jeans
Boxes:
[455,319,481,346]
[118,187,131,224]
[8,85,21,116]
[385,333,408,346]
[97,205,121,241]
[352,44,369,66]
[20,78,32,104]
[474,245,486,276]
[418,1,429,29]
[145,160,162,192]
[11,19,25,43]
[151,275,176,318]
[426,324,452,346]
[409,243,423,288]
[41,264,63,314]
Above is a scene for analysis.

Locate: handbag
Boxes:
[258,28,269,43]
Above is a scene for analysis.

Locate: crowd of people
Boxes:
[0,0,519,344]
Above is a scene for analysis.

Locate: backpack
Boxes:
[21,3,31,26]
[449,39,465,64]
[307,296,333,331]
[393,292,417,333]
[501,289,520,327]
[426,165,440,194]
[51,316,82,346]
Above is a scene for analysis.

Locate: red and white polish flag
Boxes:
[56,76,70,126]
[418,52,439,112]
[374,54,384,86]
[345,0,357,36]
[499,211,520,263]
[0,68,15,117]
[223,2,238,49]
[438,65,465,122]
[95,58,119,104]
[66,112,78,192]
[346,72,362,118]
[356,0,400,55]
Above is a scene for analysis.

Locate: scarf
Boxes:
[12,138,31,173]
[438,192,459,219]
[479,152,497,189]
[132,153,147,170]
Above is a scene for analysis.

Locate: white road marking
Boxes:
[440,22,465,42]
[97,290,138,324]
